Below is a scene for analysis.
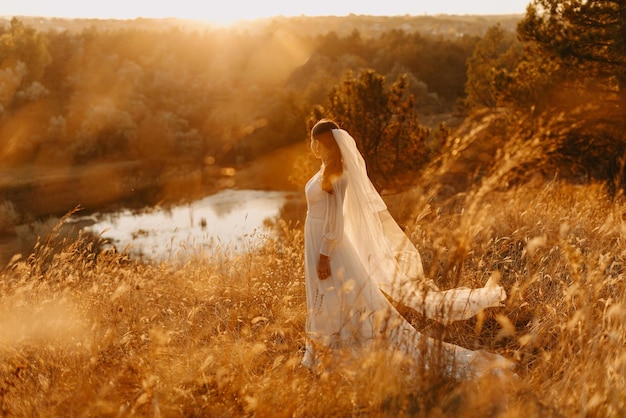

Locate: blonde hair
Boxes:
[311,119,343,193]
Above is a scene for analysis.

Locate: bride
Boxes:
[302,118,512,377]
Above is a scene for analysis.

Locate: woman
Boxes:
[302,118,512,377]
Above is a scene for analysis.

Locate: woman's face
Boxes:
[310,136,321,159]
[311,131,333,160]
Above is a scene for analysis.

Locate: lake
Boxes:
[81,189,296,262]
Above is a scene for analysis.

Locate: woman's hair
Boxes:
[311,119,343,193]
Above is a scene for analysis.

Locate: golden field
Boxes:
[1,160,625,416]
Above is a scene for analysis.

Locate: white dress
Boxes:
[302,168,511,377]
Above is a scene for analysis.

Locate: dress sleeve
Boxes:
[320,174,347,257]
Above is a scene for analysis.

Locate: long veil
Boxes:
[332,129,505,323]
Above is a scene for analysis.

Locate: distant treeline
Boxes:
[2,1,625,204]
[0,15,516,170]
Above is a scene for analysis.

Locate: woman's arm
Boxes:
[318,175,347,279]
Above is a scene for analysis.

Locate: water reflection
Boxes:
[84,189,293,261]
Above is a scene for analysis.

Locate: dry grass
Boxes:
[2,117,626,416]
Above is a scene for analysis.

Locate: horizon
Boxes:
[1,1,531,25]
[0,12,526,23]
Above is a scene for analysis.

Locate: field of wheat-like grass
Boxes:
[1,173,625,416]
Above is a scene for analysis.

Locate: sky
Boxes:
[2,0,531,25]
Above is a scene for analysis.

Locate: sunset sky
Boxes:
[2,0,531,25]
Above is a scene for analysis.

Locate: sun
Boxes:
[187,8,272,27]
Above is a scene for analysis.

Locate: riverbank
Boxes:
[0,161,220,219]
[0,141,312,265]
[0,139,309,217]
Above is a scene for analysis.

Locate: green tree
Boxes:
[502,1,626,190]
[518,0,626,115]
[311,69,432,190]
[465,24,561,112]
[0,18,51,87]
[465,25,519,109]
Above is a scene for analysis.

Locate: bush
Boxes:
[0,200,20,235]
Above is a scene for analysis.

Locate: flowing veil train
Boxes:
[333,129,505,321]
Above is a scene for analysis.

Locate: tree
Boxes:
[516,0,626,189]
[0,18,51,113]
[518,0,626,116]
[465,25,519,109]
[465,24,562,112]
[0,18,51,88]
[311,69,432,190]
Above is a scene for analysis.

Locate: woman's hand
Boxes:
[317,254,331,280]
